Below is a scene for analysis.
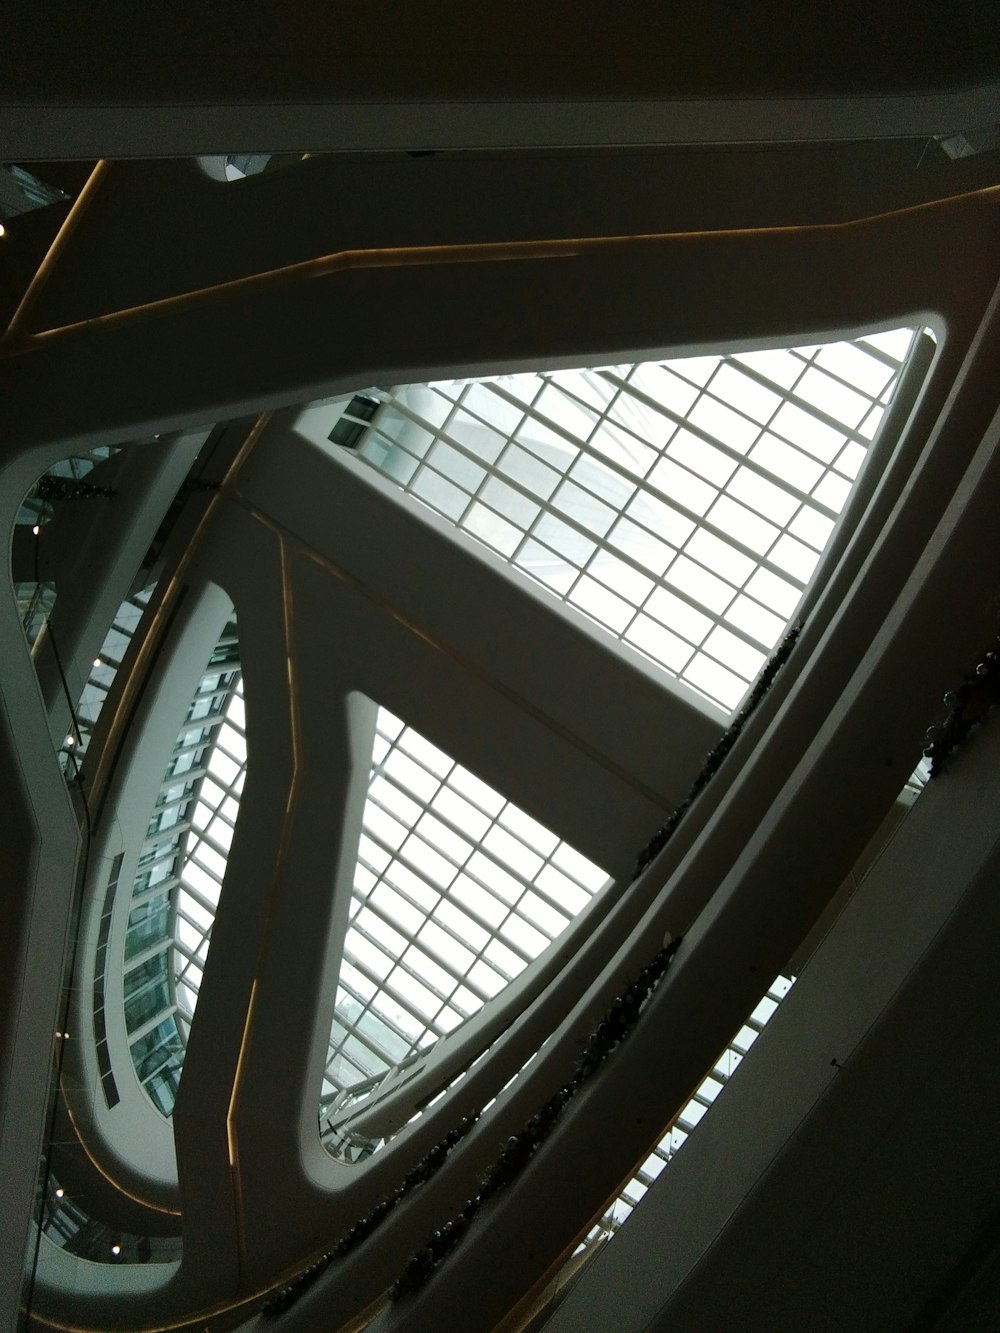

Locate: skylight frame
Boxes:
[123,674,612,1125]
[346,330,918,712]
[323,705,612,1112]
[117,328,923,1124]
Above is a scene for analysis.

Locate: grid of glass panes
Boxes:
[126,679,608,1121]
[351,330,916,711]
[324,708,610,1102]
[121,644,241,1115]
[171,676,246,1030]
[577,973,795,1251]
[60,587,153,773]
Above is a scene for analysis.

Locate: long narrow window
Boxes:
[118,622,241,1115]
[578,973,796,1251]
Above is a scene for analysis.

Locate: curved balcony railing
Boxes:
[36,1177,180,1267]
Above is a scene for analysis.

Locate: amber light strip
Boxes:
[3,184,998,358]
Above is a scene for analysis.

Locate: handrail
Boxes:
[2,183,998,361]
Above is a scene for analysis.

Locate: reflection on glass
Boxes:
[324,708,610,1111]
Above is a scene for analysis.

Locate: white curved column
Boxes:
[235,426,719,878]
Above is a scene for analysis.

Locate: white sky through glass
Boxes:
[349,330,916,711]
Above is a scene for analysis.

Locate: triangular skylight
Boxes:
[323,706,610,1119]
[342,330,917,710]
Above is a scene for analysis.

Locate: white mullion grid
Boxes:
[172,681,246,1007]
[362,772,540,962]
[330,1017,407,1081]
[176,871,221,920]
[727,351,896,453]
[784,351,899,445]
[354,847,510,1003]
[354,333,916,711]
[343,825,518,1058]
[324,709,609,1100]
[601,364,845,521]
[173,949,209,994]
[704,348,876,451]
[447,383,534,533]
[68,588,154,759]
[571,431,813,594]
[564,461,803,658]
[521,442,798,694]
[170,924,207,972]
[371,738,583,951]
[173,947,207,992]
[614,359,854,558]
[113,642,243,1115]
[388,386,532,535]
[173,902,214,949]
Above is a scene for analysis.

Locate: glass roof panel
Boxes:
[124,664,609,1125]
[323,706,610,1112]
[344,331,917,711]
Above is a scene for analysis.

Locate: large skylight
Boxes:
[120,672,609,1124]
[343,329,916,710]
[325,707,609,1118]
[114,328,921,1123]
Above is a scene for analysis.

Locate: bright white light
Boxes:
[111,1244,121,1256]
[356,331,918,713]
[64,736,75,748]
[32,524,40,536]
[55,1187,64,1198]
[93,658,102,668]
[0,222,6,238]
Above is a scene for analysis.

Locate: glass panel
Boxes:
[324,707,611,1117]
[576,974,795,1252]
[347,331,917,712]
